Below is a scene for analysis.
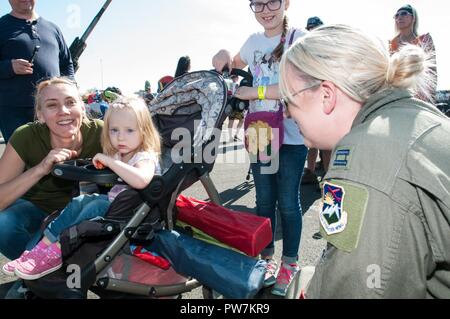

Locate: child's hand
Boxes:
[92,153,109,170]
[94,161,105,170]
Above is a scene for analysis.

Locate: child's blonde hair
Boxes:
[101,96,161,157]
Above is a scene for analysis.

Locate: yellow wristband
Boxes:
[258,86,266,100]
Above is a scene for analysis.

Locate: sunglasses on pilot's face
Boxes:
[394,10,412,19]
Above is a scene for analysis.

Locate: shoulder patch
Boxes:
[320,180,369,252]
[331,146,354,170]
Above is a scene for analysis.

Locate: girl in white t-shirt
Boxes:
[212,0,308,297]
[3,96,161,280]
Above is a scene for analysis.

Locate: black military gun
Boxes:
[69,0,113,72]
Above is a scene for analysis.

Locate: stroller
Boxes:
[23,69,256,299]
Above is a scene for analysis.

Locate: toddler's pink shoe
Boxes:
[14,242,62,280]
[1,251,30,276]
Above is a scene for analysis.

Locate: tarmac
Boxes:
[0,126,326,299]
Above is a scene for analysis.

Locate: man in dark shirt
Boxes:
[0,0,74,142]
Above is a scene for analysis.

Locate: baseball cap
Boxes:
[306,16,323,30]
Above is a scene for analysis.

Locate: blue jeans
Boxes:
[0,199,48,260]
[250,144,308,263]
[44,194,110,243]
[0,107,35,143]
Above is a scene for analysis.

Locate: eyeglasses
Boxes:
[280,82,322,115]
[394,10,412,19]
[249,0,283,13]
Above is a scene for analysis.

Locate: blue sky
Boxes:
[2,0,449,94]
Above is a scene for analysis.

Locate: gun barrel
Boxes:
[80,0,113,43]
[69,0,112,72]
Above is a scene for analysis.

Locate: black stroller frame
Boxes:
[24,70,253,299]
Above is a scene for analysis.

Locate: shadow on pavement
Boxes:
[219,181,256,212]
[0,280,18,299]
[218,142,245,155]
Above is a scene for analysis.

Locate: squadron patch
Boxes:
[320,182,348,235]
[319,180,369,252]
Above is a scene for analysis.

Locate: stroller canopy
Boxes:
[149,71,227,148]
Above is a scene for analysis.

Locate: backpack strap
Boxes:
[277,29,297,114]
[288,29,297,46]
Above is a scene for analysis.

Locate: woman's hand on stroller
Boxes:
[37,148,78,176]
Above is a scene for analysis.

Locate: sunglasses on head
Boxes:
[394,10,412,19]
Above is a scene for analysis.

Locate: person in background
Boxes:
[305,16,323,31]
[389,4,437,100]
[0,0,74,142]
[213,0,308,297]
[280,24,449,298]
[227,74,246,142]
[157,75,174,93]
[143,81,155,105]
[174,56,191,78]
[301,16,331,187]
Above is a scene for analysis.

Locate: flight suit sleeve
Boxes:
[306,179,433,299]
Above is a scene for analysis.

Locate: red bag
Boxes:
[132,246,171,270]
[176,195,272,257]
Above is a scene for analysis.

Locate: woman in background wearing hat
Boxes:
[390,4,437,99]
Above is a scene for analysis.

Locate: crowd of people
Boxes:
[0,0,448,300]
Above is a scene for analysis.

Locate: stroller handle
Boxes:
[229,68,253,85]
[222,68,253,113]
[52,159,120,185]
[213,67,253,85]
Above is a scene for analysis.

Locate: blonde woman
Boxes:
[0,77,102,262]
[389,4,437,98]
[4,96,161,280]
[280,24,449,298]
